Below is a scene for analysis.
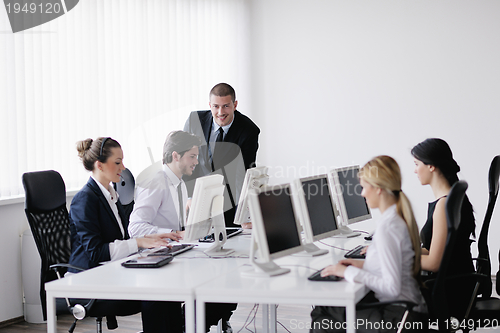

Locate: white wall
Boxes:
[0,202,28,322]
[2,0,500,323]
[249,0,500,269]
[0,198,75,323]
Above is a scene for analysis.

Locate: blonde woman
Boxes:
[310,156,426,333]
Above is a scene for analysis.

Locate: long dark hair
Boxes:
[412,138,475,238]
[411,138,460,186]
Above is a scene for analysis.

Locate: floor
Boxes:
[0,303,313,333]
[3,301,500,333]
[1,297,500,332]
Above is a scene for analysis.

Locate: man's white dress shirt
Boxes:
[128,164,188,237]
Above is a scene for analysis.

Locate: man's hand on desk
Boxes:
[136,235,171,249]
[150,231,183,242]
[242,222,252,229]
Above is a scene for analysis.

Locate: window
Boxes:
[0,0,250,199]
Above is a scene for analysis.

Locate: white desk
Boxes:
[195,237,369,333]
[45,232,370,333]
[45,234,251,333]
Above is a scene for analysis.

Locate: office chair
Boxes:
[474,155,500,298]
[422,180,483,332]
[355,301,418,333]
[22,170,72,322]
[114,168,135,221]
[22,170,137,333]
[463,156,500,330]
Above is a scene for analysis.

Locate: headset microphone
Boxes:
[120,175,126,186]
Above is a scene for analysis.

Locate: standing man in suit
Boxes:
[183,83,260,227]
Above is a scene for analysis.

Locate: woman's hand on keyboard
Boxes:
[321,264,346,278]
[322,258,366,278]
[338,258,364,269]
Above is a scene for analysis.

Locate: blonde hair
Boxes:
[359,155,421,278]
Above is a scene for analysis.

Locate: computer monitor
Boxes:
[330,165,371,237]
[233,166,269,226]
[242,183,304,277]
[183,174,234,256]
[292,174,340,256]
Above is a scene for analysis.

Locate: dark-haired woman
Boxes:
[411,138,475,318]
[69,137,183,332]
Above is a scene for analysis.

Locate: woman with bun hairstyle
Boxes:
[69,137,183,332]
[411,138,475,317]
[310,156,426,333]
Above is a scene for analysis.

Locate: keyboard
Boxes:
[199,228,243,243]
[344,245,366,259]
[308,269,343,282]
[148,244,195,257]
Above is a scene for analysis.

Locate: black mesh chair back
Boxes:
[22,170,71,321]
[425,180,469,331]
[454,158,500,331]
[476,156,500,297]
[23,170,140,332]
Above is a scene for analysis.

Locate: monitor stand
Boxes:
[302,243,328,256]
[240,232,290,277]
[332,226,361,238]
[241,260,290,277]
[203,196,234,257]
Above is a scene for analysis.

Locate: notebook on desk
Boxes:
[122,255,173,268]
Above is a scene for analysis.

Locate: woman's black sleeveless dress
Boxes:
[420,195,476,318]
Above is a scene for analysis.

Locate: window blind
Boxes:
[0,0,250,199]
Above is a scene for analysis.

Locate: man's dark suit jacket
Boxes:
[183,110,260,224]
[68,177,129,270]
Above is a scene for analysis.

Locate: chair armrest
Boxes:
[48,263,106,326]
[356,300,417,311]
[444,272,488,282]
[472,258,489,264]
[50,263,86,274]
[472,258,489,269]
[472,258,490,272]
